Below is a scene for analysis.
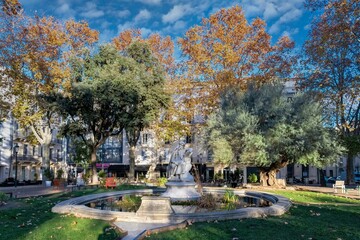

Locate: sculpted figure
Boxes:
[166,142,194,182]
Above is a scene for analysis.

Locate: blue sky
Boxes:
[19,0,314,54]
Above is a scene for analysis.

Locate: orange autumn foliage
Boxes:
[112,29,174,72]
[178,5,296,115]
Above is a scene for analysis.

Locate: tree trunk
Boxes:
[43,144,50,168]
[259,160,288,187]
[259,169,277,186]
[319,168,326,187]
[192,164,203,195]
[91,149,98,184]
[42,143,51,184]
[346,152,354,185]
[128,145,136,182]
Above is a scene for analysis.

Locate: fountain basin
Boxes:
[52,187,291,224]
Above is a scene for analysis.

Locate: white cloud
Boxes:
[80,2,104,18]
[304,24,311,30]
[162,4,192,23]
[281,28,299,38]
[99,29,116,44]
[134,9,151,22]
[118,10,131,18]
[173,20,186,30]
[140,27,153,37]
[55,2,76,19]
[136,0,161,4]
[56,3,70,14]
[263,2,278,20]
[117,21,134,33]
[269,8,303,34]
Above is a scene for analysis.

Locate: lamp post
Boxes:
[14,143,19,188]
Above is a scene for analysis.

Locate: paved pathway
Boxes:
[0,185,66,198]
[115,222,172,240]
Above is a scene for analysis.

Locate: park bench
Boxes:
[333,180,346,193]
[105,177,116,189]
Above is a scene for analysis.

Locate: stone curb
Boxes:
[52,187,291,224]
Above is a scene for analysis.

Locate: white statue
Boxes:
[166,142,194,182]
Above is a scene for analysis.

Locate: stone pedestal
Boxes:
[137,196,174,214]
[161,181,201,202]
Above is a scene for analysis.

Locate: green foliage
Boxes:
[70,138,90,167]
[197,193,217,210]
[33,172,38,181]
[157,177,168,187]
[82,171,91,184]
[206,82,344,172]
[223,190,238,210]
[343,135,360,155]
[98,170,106,187]
[123,42,170,180]
[98,170,106,178]
[43,168,54,181]
[56,169,64,179]
[0,191,9,204]
[248,173,258,183]
[116,195,142,212]
[206,124,234,165]
[214,171,223,181]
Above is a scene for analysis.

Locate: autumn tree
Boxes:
[0,1,98,172]
[302,0,360,184]
[206,82,344,186]
[178,5,296,116]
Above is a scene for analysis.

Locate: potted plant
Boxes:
[33,172,38,182]
[54,169,65,188]
[43,168,54,187]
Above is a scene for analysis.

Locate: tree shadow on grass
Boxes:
[0,190,123,240]
[147,204,360,240]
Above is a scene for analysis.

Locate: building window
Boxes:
[142,133,149,145]
[186,134,192,144]
[24,144,28,156]
[50,148,53,159]
[32,146,36,156]
[329,170,333,177]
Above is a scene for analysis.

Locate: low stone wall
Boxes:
[52,187,291,224]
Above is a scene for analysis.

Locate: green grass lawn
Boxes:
[2,187,359,240]
[0,184,145,240]
[148,190,360,240]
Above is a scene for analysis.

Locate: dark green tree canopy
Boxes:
[46,43,169,182]
[207,82,344,186]
[122,41,170,181]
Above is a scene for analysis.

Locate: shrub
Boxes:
[56,169,64,179]
[43,168,54,181]
[248,173,258,183]
[116,195,141,212]
[0,192,9,205]
[82,171,91,184]
[223,190,238,210]
[157,177,168,187]
[198,193,217,210]
[98,170,106,187]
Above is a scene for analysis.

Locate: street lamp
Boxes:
[14,143,19,188]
